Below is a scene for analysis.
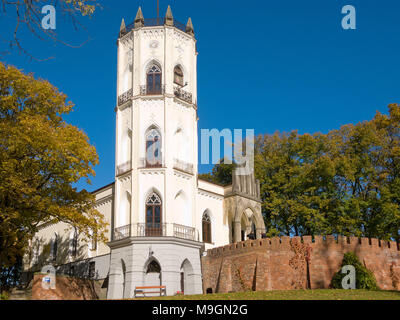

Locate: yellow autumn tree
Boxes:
[0,62,108,268]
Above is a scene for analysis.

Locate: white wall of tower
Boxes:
[115,24,199,231]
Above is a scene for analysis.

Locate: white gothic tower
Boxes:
[108,6,203,298]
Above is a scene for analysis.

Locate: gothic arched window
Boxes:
[202,212,212,244]
[145,192,162,236]
[174,65,184,86]
[146,64,162,94]
[70,229,78,258]
[145,128,162,167]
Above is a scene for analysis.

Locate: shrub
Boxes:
[330,252,379,290]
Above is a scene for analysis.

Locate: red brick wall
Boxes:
[202,236,400,293]
[32,274,99,300]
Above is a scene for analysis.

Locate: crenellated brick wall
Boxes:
[201,236,400,293]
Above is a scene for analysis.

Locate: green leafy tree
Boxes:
[204,104,400,241]
[199,159,235,186]
[373,104,400,243]
[0,62,108,279]
[254,131,338,237]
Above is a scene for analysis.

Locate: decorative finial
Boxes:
[120,18,126,35]
[134,6,144,28]
[186,17,194,36]
[165,5,173,26]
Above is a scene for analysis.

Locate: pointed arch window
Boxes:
[202,212,212,244]
[146,64,162,94]
[146,260,161,274]
[70,229,78,258]
[145,128,162,167]
[174,65,184,86]
[145,192,162,236]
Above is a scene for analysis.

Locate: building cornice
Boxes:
[94,194,114,208]
[91,182,115,195]
[107,236,204,250]
[197,188,224,201]
[173,168,194,179]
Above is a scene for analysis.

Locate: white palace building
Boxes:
[23,6,266,299]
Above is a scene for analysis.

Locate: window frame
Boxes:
[145,192,163,236]
[202,213,212,244]
[173,65,184,86]
[146,64,162,94]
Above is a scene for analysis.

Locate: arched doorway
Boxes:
[144,258,161,295]
[180,259,195,295]
[232,206,265,243]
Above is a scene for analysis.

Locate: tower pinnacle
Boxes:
[120,18,126,35]
[186,17,194,36]
[134,6,144,28]
[165,5,174,26]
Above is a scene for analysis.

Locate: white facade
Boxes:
[114,13,199,237]
[25,7,265,299]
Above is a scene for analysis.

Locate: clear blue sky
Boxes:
[1,0,399,191]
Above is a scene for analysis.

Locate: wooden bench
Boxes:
[134,286,166,298]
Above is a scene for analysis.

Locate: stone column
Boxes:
[234,221,241,243]
[126,269,145,298]
[107,256,124,299]
[162,270,181,296]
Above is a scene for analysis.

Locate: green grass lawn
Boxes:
[136,289,400,300]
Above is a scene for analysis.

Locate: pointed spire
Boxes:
[186,17,194,36]
[120,18,126,35]
[134,6,144,28]
[165,5,174,26]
